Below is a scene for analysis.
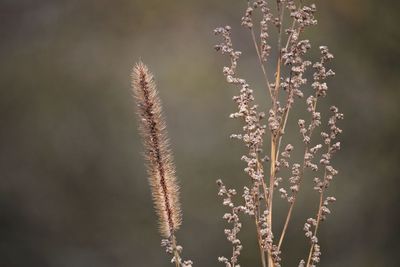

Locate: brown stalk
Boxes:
[305,143,331,267]
[267,136,277,267]
[255,202,268,267]
[277,144,309,251]
[251,28,274,100]
[250,129,268,267]
[305,191,323,267]
[277,99,319,252]
[265,4,285,265]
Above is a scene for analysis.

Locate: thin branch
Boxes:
[306,143,330,267]
[277,143,308,251]
[250,28,274,100]
[277,96,319,251]
[255,208,268,267]
[267,137,277,267]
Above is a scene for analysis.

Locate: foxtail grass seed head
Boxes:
[131,62,181,238]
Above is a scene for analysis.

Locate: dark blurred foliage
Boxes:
[0,0,399,266]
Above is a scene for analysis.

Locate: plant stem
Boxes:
[276,148,306,251]
[255,150,268,267]
[306,143,330,267]
[267,137,277,267]
[171,235,181,267]
[277,97,319,252]
[305,192,323,267]
[250,28,273,100]
[276,143,308,251]
[277,203,293,250]
[275,71,294,160]
[255,211,268,267]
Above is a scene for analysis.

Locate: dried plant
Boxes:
[131,62,192,267]
[214,1,343,267]
[133,1,343,266]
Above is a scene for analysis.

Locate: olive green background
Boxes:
[1,0,399,266]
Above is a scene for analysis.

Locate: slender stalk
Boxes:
[267,137,277,267]
[250,28,274,100]
[273,0,285,105]
[246,122,268,267]
[265,3,286,265]
[306,141,330,267]
[252,155,267,267]
[277,142,309,251]
[275,1,305,158]
[255,209,268,267]
[277,0,286,50]
[275,71,293,160]
[274,57,281,103]
[255,150,268,267]
[267,15,285,267]
[245,3,276,224]
[305,191,323,267]
[275,102,290,158]
[277,204,293,250]
[277,98,319,251]
[268,138,277,221]
[172,235,181,267]
[258,160,270,213]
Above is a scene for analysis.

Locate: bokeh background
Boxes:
[1,0,399,266]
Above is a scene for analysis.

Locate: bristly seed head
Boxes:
[131,62,182,238]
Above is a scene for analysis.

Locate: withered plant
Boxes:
[214,1,343,267]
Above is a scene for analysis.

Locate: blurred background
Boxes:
[1,0,399,266]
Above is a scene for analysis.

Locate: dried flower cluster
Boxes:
[214,1,343,267]
[132,62,192,267]
[217,179,243,267]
